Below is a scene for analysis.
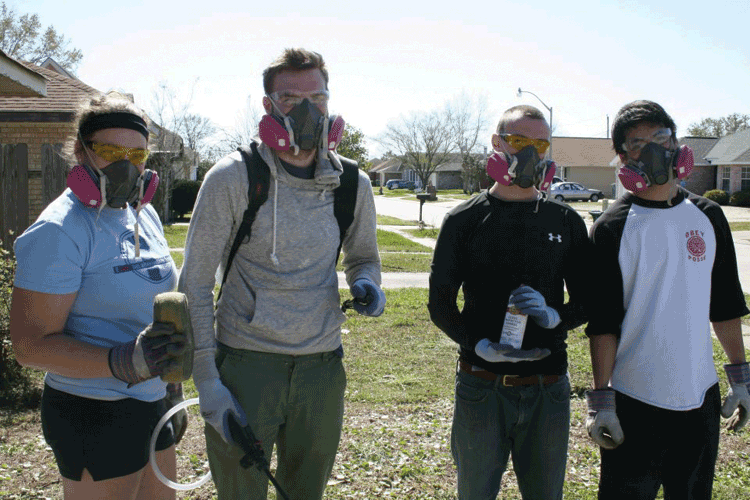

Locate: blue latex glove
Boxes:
[350,278,386,317]
[475,338,551,363]
[510,285,561,329]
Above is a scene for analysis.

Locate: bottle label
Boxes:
[500,304,527,349]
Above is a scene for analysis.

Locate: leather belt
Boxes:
[458,361,560,387]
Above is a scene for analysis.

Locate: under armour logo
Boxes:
[549,233,562,242]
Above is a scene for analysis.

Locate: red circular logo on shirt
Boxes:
[687,235,706,258]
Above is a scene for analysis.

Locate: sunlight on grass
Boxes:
[377,215,419,226]
[162,224,189,248]
[377,229,432,253]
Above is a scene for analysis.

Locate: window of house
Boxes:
[720,167,731,192]
[741,167,750,192]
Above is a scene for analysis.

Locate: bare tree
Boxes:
[147,82,216,220]
[0,3,82,71]
[446,93,491,193]
[379,109,456,189]
[217,96,262,155]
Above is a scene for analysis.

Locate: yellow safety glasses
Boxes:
[87,141,150,165]
[499,134,551,155]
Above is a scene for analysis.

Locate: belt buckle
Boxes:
[502,375,518,387]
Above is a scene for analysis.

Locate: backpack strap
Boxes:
[218,147,359,300]
[218,142,270,300]
[334,156,359,261]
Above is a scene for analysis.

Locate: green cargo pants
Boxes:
[206,343,346,500]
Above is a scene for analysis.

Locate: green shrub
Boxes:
[170,179,201,219]
[703,189,729,205]
[0,238,40,407]
[729,189,750,207]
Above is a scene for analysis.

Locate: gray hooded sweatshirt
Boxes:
[178,142,381,360]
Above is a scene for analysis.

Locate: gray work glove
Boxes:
[475,338,551,363]
[165,382,188,445]
[192,349,248,445]
[109,322,188,386]
[586,389,624,449]
[721,362,750,431]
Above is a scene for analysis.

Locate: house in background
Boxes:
[705,129,750,194]
[369,158,403,187]
[369,154,477,191]
[0,54,191,251]
[551,137,617,196]
[678,136,720,195]
[429,159,463,190]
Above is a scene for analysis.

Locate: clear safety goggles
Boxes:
[268,89,330,108]
[622,127,674,154]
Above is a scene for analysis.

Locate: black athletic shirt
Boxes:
[428,191,591,376]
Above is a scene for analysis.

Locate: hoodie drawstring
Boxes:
[270,177,280,267]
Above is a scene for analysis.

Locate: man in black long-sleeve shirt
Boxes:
[428,104,590,500]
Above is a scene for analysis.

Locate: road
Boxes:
[368,193,750,294]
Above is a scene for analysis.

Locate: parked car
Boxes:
[386,179,416,190]
[548,182,604,202]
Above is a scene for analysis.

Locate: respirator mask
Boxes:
[486,145,556,191]
[259,93,345,155]
[618,143,694,193]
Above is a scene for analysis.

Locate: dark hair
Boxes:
[262,48,329,95]
[495,105,546,134]
[611,100,676,155]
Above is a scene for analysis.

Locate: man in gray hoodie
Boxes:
[178,48,384,500]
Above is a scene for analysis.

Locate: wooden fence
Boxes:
[0,143,65,253]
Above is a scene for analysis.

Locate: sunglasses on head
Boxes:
[86,141,150,165]
[498,134,550,155]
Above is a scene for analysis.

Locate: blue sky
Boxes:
[18,0,750,157]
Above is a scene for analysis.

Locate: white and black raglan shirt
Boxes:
[586,187,749,410]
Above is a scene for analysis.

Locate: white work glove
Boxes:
[349,278,386,317]
[510,285,561,329]
[586,389,624,449]
[475,338,551,363]
[192,349,247,444]
[721,362,750,431]
[109,322,188,386]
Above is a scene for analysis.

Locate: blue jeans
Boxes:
[451,368,570,500]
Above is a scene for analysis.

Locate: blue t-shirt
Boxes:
[13,189,177,401]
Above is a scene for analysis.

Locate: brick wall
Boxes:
[0,121,70,222]
[684,165,715,195]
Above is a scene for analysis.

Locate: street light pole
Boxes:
[516,87,553,159]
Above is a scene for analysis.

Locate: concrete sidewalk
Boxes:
[363,195,750,346]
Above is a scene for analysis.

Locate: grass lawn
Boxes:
[2,289,749,499]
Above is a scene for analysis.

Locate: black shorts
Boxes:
[41,384,176,481]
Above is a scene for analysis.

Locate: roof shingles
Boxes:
[0,62,100,113]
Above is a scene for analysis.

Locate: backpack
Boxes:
[218,141,359,296]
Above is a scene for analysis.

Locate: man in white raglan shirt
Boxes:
[585,100,750,499]
[178,48,384,500]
